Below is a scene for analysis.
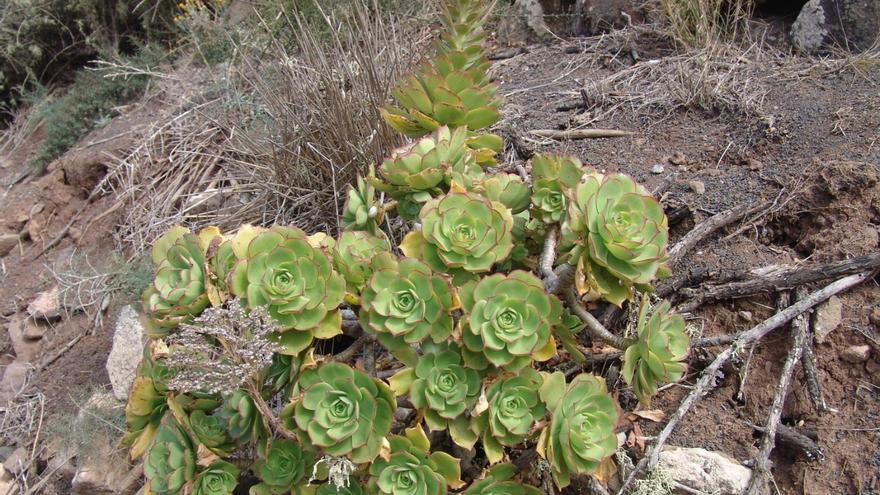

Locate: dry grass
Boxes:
[106,0,431,253]
[227,1,432,234]
[656,0,752,48]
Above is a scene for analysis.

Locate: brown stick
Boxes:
[565,289,634,350]
[333,334,374,363]
[744,289,810,495]
[246,381,297,440]
[530,129,635,140]
[615,272,871,495]
[680,251,880,315]
[667,201,769,266]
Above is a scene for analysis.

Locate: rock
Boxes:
[3,447,28,477]
[0,465,18,495]
[26,287,62,323]
[6,315,44,362]
[841,344,871,363]
[0,234,19,257]
[0,362,32,402]
[737,310,753,322]
[657,446,751,495]
[748,158,764,171]
[668,152,687,166]
[813,296,843,344]
[688,180,706,195]
[106,305,146,401]
[651,164,665,174]
[792,0,880,53]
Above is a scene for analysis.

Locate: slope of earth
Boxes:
[491,38,879,494]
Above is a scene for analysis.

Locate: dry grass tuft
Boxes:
[656,0,753,48]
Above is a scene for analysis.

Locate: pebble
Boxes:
[0,234,19,257]
[840,345,871,364]
[689,180,706,195]
[651,164,665,174]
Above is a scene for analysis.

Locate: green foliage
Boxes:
[566,171,670,306]
[192,460,239,495]
[229,225,346,354]
[538,373,618,488]
[286,363,396,463]
[622,296,690,404]
[142,226,211,338]
[144,422,197,495]
[460,271,561,371]
[123,2,690,494]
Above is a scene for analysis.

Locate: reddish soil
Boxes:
[492,38,880,494]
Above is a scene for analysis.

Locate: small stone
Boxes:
[635,138,648,146]
[0,234,19,257]
[3,447,28,477]
[737,310,753,322]
[668,152,687,166]
[748,158,764,171]
[651,164,665,174]
[6,315,44,363]
[658,446,751,495]
[841,345,871,364]
[26,287,62,323]
[814,296,843,344]
[22,324,44,341]
[689,180,706,195]
[106,305,146,401]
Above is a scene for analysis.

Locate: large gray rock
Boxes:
[657,446,752,495]
[105,305,145,401]
[792,0,880,53]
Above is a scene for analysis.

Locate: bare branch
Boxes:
[565,290,634,350]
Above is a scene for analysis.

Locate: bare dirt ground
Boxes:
[0,21,878,495]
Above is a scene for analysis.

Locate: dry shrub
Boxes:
[228,1,433,234]
[655,0,752,48]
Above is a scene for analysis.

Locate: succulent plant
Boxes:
[530,154,583,224]
[342,174,383,235]
[460,271,562,371]
[230,226,346,354]
[189,410,233,455]
[622,296,689,404]
[566,171,669,306]
[401,190,514,275]
[462,463,542,495]
[359,253,456,365]
[205,236,238,307]
[286,362,396,463]
[142,226,210,337]
[333,231,391,295]
[215,390,260,445]
[192,460,239,495]
[367,427,462,495]
[402,343,481,447]
[553,309,587,363]
[473,173,531,214]
[144,422,197,495]
[437,0,491,72]
[251,439,313,495]
[472,369,546,463]
[538,372,618,488]
[123,375,166,458]
[380,54,500,139]
[378,126,480,197]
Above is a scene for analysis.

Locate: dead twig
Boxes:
[333,334,374,363]
[565,289,634,350]
[668,201,770,266]
[616,272,872,494]
[681,251,880,317]
[530,129,635,140]
[750,423,822,460]
[745,289,810,495]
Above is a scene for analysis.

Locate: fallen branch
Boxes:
[565,289,633,350]
[681,251,880,316]
[530,128,635,140]
[797,286,828,414]
[752,423,822,460]
[667,201,769,266]
[615,272,872,494]
[744,289,810,495]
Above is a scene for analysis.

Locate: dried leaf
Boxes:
[631,409,666,422]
